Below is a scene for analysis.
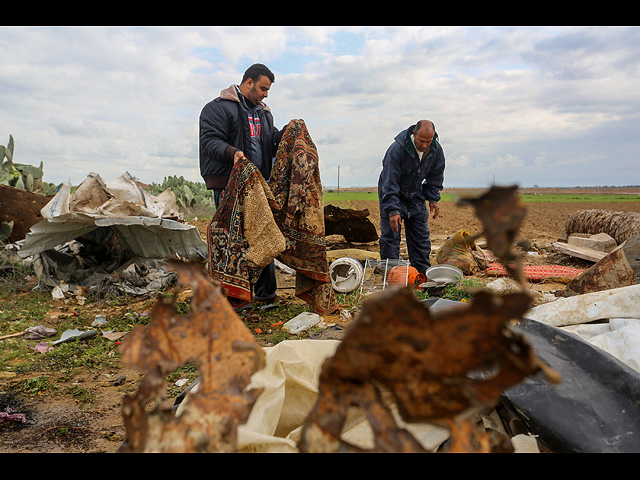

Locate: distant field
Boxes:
[323,190,640,205]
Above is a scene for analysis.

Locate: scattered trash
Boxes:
[283,312,322,334]
[24,326,56,340]
[0,407,27,424]
[51,282,69,300]
[0,326,56,341]
[485,277,520,295]
[329,257,364,293]
[53,328,98,345]
[92,314,108,327]
[101,331,129,342]
[32,342,53,353]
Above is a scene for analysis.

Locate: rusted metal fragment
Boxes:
[457,185,527,284]
[299,287,559,453]
[324,204,379,243]
[564,234,640,296]
[0,184,51,242]
[119,261,265,453]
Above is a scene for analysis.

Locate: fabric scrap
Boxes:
[435,230,493,274]
[486,263,585,283]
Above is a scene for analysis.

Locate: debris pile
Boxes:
[15,171,207,299]
[117,185,560,452]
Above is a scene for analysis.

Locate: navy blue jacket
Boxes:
[378,125,445,217]
[199,85,282,189]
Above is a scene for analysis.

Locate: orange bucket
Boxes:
[387,266,425,287]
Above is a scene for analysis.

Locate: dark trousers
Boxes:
[379,202,432,274]
[213,188,277,301]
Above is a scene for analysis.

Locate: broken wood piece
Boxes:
[552,242,607,263]
[568,233,616,252]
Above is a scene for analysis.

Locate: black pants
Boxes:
[379,201,431,274]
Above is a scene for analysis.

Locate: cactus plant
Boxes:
[0,135,59,195]
[149,175,213,209]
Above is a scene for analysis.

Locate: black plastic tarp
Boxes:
[502,317,640,453]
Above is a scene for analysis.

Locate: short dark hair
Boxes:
[242,63,275,84]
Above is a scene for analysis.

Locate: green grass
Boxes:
[517,193,640,203]
[323,190,640,205]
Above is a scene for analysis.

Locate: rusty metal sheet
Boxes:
[0,184,51,242]
[298,287,560,453]
[119,261,265,453]
[565,234,640,296]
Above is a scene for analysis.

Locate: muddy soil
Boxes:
[2,187,639,453]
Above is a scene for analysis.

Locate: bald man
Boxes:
[377,120,446,275]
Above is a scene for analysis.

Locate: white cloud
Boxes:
[0,26,638,189]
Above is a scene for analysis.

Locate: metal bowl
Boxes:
[425,264,464,284]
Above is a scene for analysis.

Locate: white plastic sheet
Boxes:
[526,285,640,373]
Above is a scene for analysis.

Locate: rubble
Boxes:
[16,171,207,298]
[324,205,378,243]
[564,233,640,296]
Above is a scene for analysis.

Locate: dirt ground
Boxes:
[2,187,640,453]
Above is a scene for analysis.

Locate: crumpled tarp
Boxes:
[176,339,453,453]
[18,172,207,293]
[500,284,640,453]
[503,316,640,453]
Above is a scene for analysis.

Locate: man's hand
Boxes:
[429,202,440,220]
[233,150,246,163]
[390,214,402,232]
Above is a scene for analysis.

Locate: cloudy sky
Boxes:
[1,26,639,190]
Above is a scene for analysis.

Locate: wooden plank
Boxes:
[552,242,607,263]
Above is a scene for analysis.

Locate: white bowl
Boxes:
[425,265,464,284]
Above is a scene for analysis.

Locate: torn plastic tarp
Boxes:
[17,172,207,293]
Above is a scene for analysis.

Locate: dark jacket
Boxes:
[199,85,282,189]
[378,125,445,217]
